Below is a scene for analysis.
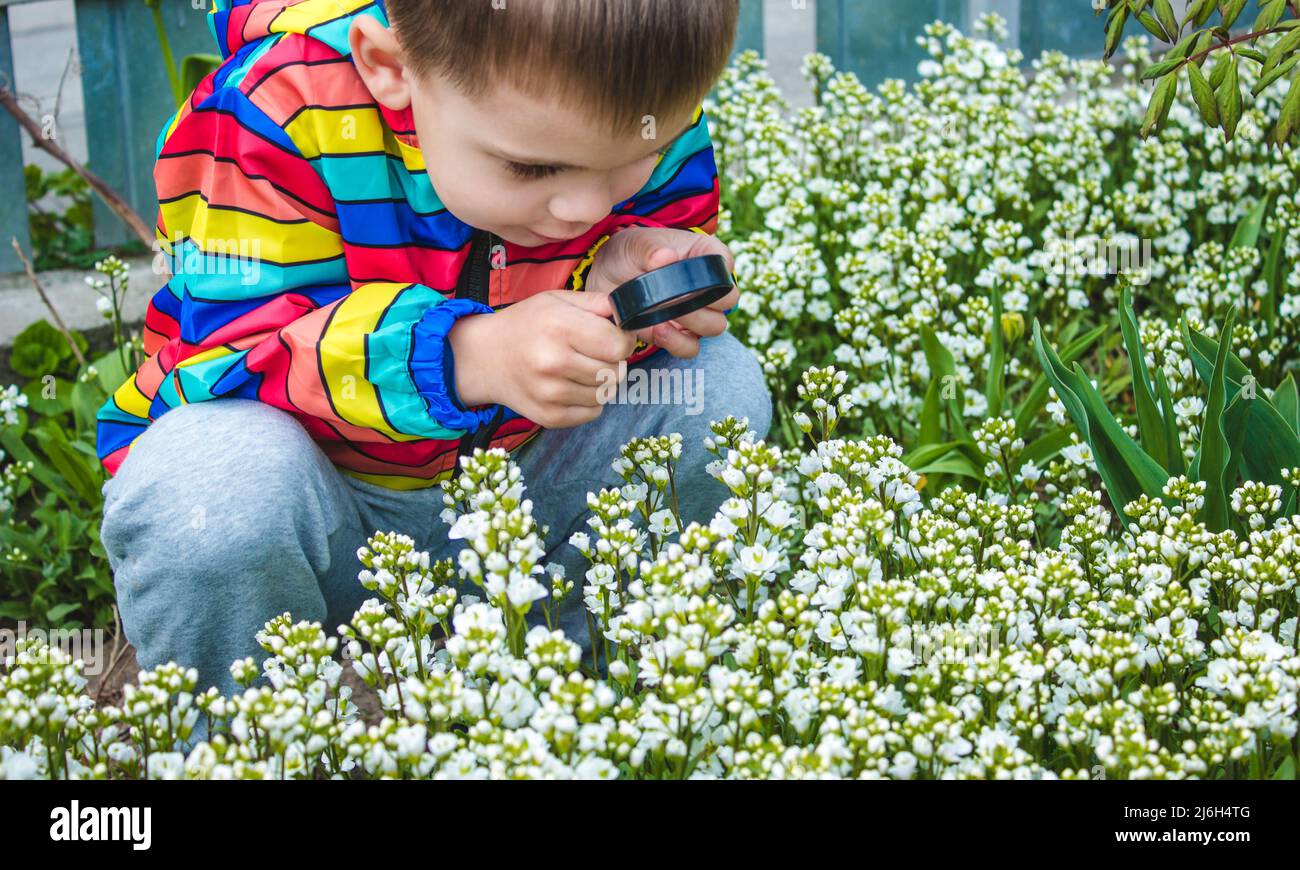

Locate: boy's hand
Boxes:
[582,227,739,358]
[446,290,637,429]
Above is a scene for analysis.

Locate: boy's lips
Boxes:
[532,228,587,244]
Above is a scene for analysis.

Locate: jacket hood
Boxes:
[208,0,388,60]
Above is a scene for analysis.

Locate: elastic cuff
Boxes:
[410,299,501,432]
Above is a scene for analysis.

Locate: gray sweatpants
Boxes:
[100,331,772,748]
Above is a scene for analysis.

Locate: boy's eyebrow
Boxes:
[493,119,695,169]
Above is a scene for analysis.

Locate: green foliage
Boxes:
[8,319,87,381]
[1034,283,1300,532]
[2,334,122,629]
[24,166,96,271]
[1096,0,1300,144]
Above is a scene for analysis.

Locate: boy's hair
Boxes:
[387,0,740,138]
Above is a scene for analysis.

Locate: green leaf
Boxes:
[1137,11,1170,42]
[985,285,1006,416]
[904,440,972,469]
[919,377,943,446]
[1251,0,1288,35]
[1229,194,1269,250]
[1015,324,1109,434]
[1105,4,1130,59]
[1187,0,1215,27]
[1219,0,1248,29]
[1183,323,1257,401]
[1274,374,1300,434]
[1214,53,1242,140]
[1119,286,1167,469]
[1142,70,1179,137]
[1187,60,1219,126]
[914,451,984,481]
[179,53,223,96]
[1153,0,1179,41]
[1261,25,1300,80]
[1017,427,1075,472]
[1273,755,1297,780]
[1277,68,1300,145]
[1262,211,1286,330]
[1141,58,1182,80]
[1223,386,1300,489]
[1155,367,1186,476]
[1253,52,1300,97]
[1032,320,1172,527]
[920,324,970,441]
[1198,308,1237,531]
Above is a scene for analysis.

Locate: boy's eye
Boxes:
[504,146,671,181]
[506,162,561,180]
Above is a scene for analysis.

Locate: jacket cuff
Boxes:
[410,299,502,432]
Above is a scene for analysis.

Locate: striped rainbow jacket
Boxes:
[95,0,724,490]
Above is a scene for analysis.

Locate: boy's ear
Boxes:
[349,16,411,110]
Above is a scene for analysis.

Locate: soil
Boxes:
[2,625,386,729]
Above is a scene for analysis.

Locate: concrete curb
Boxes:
[0,255,156,347]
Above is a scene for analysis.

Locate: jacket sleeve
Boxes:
[95,87,499,475]
[567,103,730,366]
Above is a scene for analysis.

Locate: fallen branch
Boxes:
[0,84,154,248]
[10,237,87,367]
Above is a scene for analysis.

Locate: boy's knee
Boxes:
[692,331,773,442]
[101,400,339,623]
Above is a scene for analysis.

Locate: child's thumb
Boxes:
[559,288,615,319]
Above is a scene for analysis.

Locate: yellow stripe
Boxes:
[319,283,421,441]
[271,0,373,34]
[341,466,453,491]
[393,137,426,172]
[570,234,611,291]
[285,105,391,157]
[113,374,152,419]
[176,345,235,368]
[159,194,342,264]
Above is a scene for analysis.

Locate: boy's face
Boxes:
[348,17,696,248]
[409,71,696,248]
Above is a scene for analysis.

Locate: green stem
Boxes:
[147,1,185,109]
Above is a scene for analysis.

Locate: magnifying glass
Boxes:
[608,254,734,332]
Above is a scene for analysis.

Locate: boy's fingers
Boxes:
[650,323,700,358]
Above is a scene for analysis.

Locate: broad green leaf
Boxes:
[1182,323,1257,402]
[1277,69,1300,145]
[1198,308,1237,531]
[1119,286,1167,469]
[1274,373,1300,434]
[1016,428,1075,472]
[1262,214,1286,329]
[915,452,984,481]
[1015,323,1108,434]
[919,376,942,446]
[1142,70,1179,137]
[1254,52,1300,97]
[1223,388,1300,489]
[985,285,1006,416]
[1032,320,1171,527]
[1155,367,1186,476]
[1187,60,1219,126]
[1214,53,1242,139]
[1229,194,1269,250]
[920,324,970,441]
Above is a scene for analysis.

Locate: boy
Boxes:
[97,0,772,740]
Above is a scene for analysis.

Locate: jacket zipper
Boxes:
[456,229,503,466]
